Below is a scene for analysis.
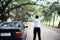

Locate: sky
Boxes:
[32,0,57,2]
[32,0,58,6]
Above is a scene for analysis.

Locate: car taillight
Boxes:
[16,32,22,36]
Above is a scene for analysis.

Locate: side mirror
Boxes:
[25,26,28,28]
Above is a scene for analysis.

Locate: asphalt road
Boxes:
[25,23,60,40]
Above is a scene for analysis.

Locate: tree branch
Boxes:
[6,2,37,12]
[3,0,12,10]
[6,0,42,12]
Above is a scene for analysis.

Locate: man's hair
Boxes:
[35,15,39,19]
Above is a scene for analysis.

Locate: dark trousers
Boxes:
[33,27,41,40]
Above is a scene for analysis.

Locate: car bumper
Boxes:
[0,36,23,40]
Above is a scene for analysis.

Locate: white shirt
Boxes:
[31,16,44,28]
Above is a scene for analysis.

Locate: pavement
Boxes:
[25,22,60,40]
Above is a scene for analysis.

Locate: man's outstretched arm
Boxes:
[26,13,35,20]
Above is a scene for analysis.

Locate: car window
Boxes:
[0,22,21,28]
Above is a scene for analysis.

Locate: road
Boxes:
[25,23,60,40]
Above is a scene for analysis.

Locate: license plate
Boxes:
[1,33,11,36]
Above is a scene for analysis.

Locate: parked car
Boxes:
[0,21,27,40]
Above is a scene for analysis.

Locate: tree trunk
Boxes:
[53,19,54,27]
[0,12,9,22]
[58,21,60,28]
[49,21,50,26]
[53,13,55,27]
[0,0,12,22]
[46,21,47,25]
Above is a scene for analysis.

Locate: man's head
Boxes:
[35,15,39,19]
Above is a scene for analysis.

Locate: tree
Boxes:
[0,0,38,22]
[49,1,60,27]
[0,0,12,22]
[41,1,60,27]
[0,0,25,21]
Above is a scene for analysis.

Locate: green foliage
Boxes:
[5,0,35,21]
[16,0,32,5]
[1,0,60,22]
[49,2,60,16]
[23,5,37,11]
[56,6,60,16]
[57,10,60,15]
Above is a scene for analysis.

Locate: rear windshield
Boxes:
[0,22,22,28]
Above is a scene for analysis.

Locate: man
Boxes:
[26,13,44,40]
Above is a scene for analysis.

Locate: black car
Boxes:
[0,21,27,40]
